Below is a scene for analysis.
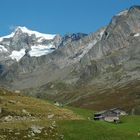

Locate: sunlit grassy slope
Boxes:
[0,88,82,139]
[57,108,140,140]
[0,88,140,140]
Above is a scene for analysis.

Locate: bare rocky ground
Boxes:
[0,122,64,140]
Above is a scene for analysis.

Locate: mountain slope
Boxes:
[0,27,104,89]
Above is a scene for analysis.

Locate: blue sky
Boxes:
[0,0,139,36]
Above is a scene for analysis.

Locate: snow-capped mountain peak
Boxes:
[0,26,56,42]
[0,26,61,62]
[14,26,56,40]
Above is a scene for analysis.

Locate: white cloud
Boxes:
[9,25,17,31]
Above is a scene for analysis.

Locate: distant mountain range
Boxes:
[0,5,140,113]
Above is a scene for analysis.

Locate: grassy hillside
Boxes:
[0,88,140,140]
[69,80,140,113]
[57,108,140,140]
[31,80,140,114]
[0,88,82,140]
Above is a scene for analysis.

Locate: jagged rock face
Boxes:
[80,6,140,81]
[0,27,104,88]
[0,6,140,111]
[59,33,88,47]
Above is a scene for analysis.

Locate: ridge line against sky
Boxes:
[0,0,140,36]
